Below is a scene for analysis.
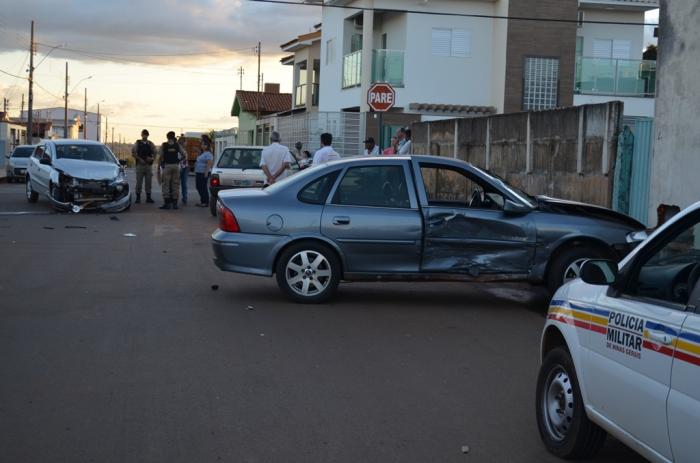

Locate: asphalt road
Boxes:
[0,173,645,463]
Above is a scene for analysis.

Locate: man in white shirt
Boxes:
[260,131,293,184]
[398,128,412,155]
[312,133,340,166]
[363,137,380,156]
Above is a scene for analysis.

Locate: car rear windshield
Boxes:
[217,148,262,169]
[55,144,116,163]
[11,147,33,158]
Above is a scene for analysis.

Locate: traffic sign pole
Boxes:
[367,83,396,153]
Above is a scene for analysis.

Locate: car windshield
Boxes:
[474,166,537,207]
[55,144,116,163]
[11,147,33,158]
[217,148,262,169]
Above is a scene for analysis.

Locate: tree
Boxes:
[643,44,657,61]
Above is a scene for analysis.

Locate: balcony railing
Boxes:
[371,49,404,87]
[342,50,362,88]
[575,57,656,98]
[295,83,320,107]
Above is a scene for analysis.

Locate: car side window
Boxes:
[333,165,410,209]
[33,146,45,159]
[627,220,700,306]
[298,171,340,205]
[420,165,504,210]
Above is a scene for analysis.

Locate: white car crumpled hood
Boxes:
[52,158,120,181]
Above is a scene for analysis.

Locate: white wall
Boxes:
[574,94,654,117]
[578,9,647,59]
[649,0,700,222]
[21,108,103,141]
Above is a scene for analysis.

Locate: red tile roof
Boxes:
[233,90,292,116]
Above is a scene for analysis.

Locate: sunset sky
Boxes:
[0,1,658,143]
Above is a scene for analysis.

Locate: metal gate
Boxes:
[614,117,654,226]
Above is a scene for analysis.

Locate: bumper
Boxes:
[50,189,132,213]
[211,229,286,277]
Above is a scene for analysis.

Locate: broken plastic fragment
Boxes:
[71,205,81,214]
[461,445,470,454]
[246,306,255,311]
[123,233,136,237]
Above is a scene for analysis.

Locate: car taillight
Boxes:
[210,174,220,187]
[217,202,240,233]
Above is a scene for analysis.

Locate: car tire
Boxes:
[26,176,38,203]
[546,245,609,293]
[275,242,341,304]
[536,347,606,459]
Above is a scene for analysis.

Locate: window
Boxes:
[420,165,504,210]
[431,28,471,58]
[612,40,631,59]
[217,148,262,169]
[523,57,560,111]
[298,171,340,205]
[629,220,700,305]
[55,144,114,162]
[325,39,335,65]
[333,166,410,208]
[593,39,613,58]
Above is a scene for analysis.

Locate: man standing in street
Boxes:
[157,131,187,210]
[312,133,340,167]
[363,137,379,156]
[131,129,156,204]
[260,131,293,185]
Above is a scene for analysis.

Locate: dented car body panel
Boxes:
[212,155,644,286]
[27,140,131,212]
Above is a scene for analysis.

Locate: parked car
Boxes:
[25,139,131,213]
[536,201,700,463]
[5,145,35,182]
[211,155,645,303]
[208,145,300,216]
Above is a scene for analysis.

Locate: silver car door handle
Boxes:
[333,216,351,225]
[647,331,673,345]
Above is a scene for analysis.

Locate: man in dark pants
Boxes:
[131,129,156,203]
[157,131,187,210]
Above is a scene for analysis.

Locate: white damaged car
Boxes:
[26,139,131,213]
[536,202,700,462]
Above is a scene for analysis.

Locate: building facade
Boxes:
[20,107,103,142]
[231,84,292,146]
[213,128,238,154]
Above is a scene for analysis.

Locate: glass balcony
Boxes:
[575,57,656,97]
[342,50,362,89]
[294,83,320,107]
[371,49,404,87]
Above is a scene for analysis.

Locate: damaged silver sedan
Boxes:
[25,140,131,213]
[212,156,646,303]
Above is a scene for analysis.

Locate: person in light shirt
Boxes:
[398,128,412,155]
[312,133,340,167]
[363,137,380,156]
[260,131,293,185]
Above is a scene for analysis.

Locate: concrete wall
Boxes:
[649,0,700,222]
[411,102,623,207]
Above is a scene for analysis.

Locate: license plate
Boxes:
[233,180,253,186]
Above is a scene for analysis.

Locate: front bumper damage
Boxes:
[51,173,131,213]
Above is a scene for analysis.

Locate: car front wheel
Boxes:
[536,347,606,459]
[26,176,38,203]
[275,242,340,304]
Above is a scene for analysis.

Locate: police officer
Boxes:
[131,129,156,204]
[157,131,187,210]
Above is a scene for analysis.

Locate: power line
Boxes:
[0,68,27,80]
[247,0,659,26]
[36,42,258,58]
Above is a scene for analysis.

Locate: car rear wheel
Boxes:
[26,176,38,203]
[547,245,609,293]
[536,347,606,459]
[275,242,340,304]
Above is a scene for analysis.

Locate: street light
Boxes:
[63,74,92,138]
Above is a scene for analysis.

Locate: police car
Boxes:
[536,202,700,463]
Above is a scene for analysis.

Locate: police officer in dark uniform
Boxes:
[157,131,187,210]
[131,129,156,203]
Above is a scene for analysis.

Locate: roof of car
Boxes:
[323,154,473,168]
[45,139,105,146]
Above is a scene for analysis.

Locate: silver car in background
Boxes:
[5,145,34,183]
[25,139,131,213]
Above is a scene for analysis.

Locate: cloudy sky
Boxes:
[0,0,320,141]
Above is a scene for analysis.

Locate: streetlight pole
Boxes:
[64,62,68,138]
[27,20,34,144]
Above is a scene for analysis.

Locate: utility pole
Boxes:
[238,66,244,90]
[21,94,24,120]
[2,98,7,115]
[27,20,34,144]
[111,126,114,148]
[83,87,87,140]
[64,61,68,138]
[105,117,108,144]
[96,103,100,142]
[255,42,261,145]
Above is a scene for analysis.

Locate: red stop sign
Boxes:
[367,83,396,112]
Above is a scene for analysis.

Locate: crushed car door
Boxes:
[416,162,535,276]
[582,215,700,461]
[321,162,422,274]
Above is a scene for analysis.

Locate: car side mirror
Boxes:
[119,159,127,166]
[39,157,52,166]
[580,260,618,286]
[503,199,530,215]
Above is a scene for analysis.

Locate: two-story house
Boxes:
[318,0,657,146]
